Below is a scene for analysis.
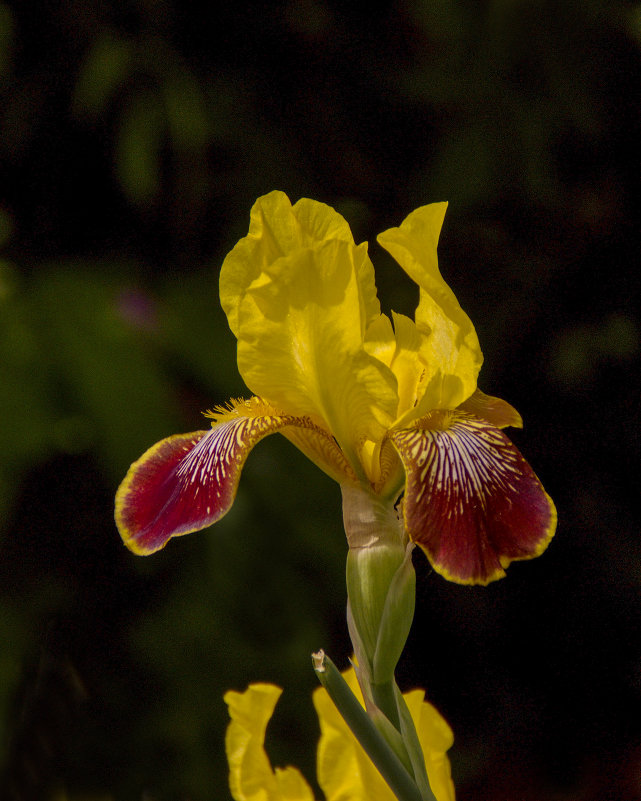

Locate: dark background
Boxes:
[1,1,640,799]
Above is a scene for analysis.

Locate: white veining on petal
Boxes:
[176,416,281,503]
[407,417,522,523]
[385,409,556,584]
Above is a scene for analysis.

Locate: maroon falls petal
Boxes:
[389,410,556,585]
[115,413,294,555]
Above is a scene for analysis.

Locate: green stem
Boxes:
[394,685,438,801]
[371,678,401,730]
[312,651,422,801]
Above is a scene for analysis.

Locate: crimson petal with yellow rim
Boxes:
[115,413,295,555]
[389,411,556,585]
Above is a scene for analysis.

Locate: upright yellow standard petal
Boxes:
[293,196,381,331]
[377,203,483,413]
[221,193,398,478]
[220,191,380,341]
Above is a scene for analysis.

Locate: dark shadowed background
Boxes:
[1,1,640,799]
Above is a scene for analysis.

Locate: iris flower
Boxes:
[224,665,455,801]
[115,191,556,584]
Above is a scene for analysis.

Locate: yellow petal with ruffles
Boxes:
[293,196,381,331]
[377,202,482,414]
[224,684,315,801]
[221,190,380,342]
[223,214,398,478]
[273,768,317,801]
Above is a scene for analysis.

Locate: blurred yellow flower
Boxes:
[224,666,455,801]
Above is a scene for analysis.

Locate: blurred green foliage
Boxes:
[1,1,641,799]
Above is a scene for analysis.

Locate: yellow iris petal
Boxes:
[364,313,397,369]
[274,767,317,801]
[224,683,315,801]
[365,311,428,420]
[221,195,398,478]
[293,196,381,331]
[387,311,429,420]
[377,202,483,412]
[220,190,380,340]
